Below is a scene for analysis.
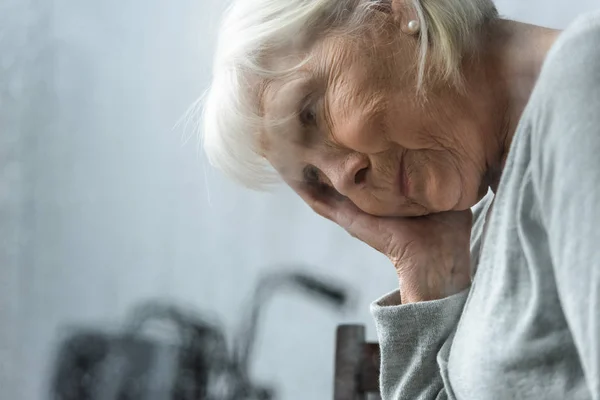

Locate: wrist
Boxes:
[398,283,445,304]
[396,273,439,304]
[395,264,469,304]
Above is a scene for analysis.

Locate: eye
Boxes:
[303,165,321,185]
[302,165,339,198]
[300,106,317,127]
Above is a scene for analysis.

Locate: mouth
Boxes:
[398,156,410,197]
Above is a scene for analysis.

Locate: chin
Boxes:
[393,201,431,217]
[423,186,464,213]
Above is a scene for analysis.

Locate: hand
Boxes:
[291,183,473,304]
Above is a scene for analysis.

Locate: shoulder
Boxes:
[534,11,600,104]
[469,190,493,270]
[529,11,600,166]
[527,12,600,214]
[555,10,600,47]
[546,11,600,69]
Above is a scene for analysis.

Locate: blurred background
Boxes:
[1,0,598,399]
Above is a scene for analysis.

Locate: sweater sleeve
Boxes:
[370,288,469,400]
[532,11,600,398]
[369,192,491,400]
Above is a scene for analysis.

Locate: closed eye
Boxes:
[303,165,321,185]
[302,165,341,199]
[299,106,317,127]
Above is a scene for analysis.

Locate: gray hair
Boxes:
[202,0,498,189]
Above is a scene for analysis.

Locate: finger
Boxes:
[332,200,403,254]
[284,177,394,247]
[333,200,381,234]
[286,179,369,231]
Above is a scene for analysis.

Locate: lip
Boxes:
[398,156,410,197]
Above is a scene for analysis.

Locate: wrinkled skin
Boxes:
[257,1,555,302]
[289,178,473,303]
[260,16,506,218]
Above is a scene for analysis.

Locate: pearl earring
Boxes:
[407,20,420,34]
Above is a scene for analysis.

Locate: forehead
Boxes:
[256,36,355,172]
[258,52,318,145]
[257,54,322,179]
[259,32,351,102]
[258,74,308,177]
[259,35,350,132]
[260,51,319,112]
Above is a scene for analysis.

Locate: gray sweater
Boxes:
[371,12,600,400]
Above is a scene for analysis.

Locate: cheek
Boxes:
[262,139,306,183]
[327,87,390,153]
[406,150,465,211]
[385,99,434,150]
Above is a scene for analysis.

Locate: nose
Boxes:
[328,153,369,196]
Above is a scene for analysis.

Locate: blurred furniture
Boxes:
[50,272,349,400]
[334,325,381,400]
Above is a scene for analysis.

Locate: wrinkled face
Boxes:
[260,21,498,217]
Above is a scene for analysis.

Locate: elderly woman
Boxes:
[203,0,600,398]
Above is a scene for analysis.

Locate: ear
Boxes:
[390,0,420,35]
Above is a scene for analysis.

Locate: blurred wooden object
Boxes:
[334,324,381,400]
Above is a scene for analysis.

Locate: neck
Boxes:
[481,19,561,192]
